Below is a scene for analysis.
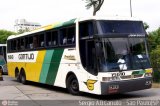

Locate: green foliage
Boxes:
[153,70,160,82]
[0,29,16,43]
[150,47,160,81]
[150,45,160,70]
[148,28,160,51]
[148,27,160,82]
[143,22,149,30]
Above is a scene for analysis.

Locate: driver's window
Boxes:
[79,21,94,38]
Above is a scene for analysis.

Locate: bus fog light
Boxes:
[145,81,152,85]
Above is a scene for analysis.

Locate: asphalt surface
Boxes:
[0,75,160,106]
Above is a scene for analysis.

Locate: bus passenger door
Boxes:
[86,40,98,76]
[85,40,99,92]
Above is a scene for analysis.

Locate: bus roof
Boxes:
[7,16,142,40]
[78,16,141,22]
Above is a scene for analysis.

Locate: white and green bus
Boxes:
[7,17,152,95]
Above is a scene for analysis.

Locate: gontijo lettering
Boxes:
[18,53,34,60]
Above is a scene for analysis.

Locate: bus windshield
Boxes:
[96,38,151,72]
[97,20,145,34]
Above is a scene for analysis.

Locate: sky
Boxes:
[0,0,160,32]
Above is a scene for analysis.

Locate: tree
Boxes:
[84,0,104,16]
[148,27,160,51]
[143,22,149,30]
[150,45,160,82]
[148,27,160,82]
[0,30,16,43]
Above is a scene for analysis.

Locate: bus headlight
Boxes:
[102,77,120,82]
[145,73,152,77]
[145,68,152,77]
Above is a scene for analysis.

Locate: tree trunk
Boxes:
[92,0,104,16]
[93,9,96,16]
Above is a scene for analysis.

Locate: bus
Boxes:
[0,44,7,74]
[7,17,152,95]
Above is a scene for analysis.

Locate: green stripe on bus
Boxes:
[39,50,54,83]
[45,49,64,85]
[139,70,145,74]
[62,19,76,26]
[53,19,76,29]
[132,70,145,75]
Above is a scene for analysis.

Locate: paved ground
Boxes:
[0,75,160,106]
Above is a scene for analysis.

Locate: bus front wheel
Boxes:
[67,74,79,95]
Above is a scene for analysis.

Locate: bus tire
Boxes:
[20,70,27,84]
[66,74,79,95]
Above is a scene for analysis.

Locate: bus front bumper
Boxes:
[101,77,152,95]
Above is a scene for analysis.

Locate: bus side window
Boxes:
[39,34,44,47]
[63,37,67,45]
[79,21,94,38]
[7,41,10,52]
[67,27,75,44]
[52,31,58,46]
[29,37,33,49]
[46,31,52,46]
[60,28,67,45]
[20,38,25,50]
[16,39,20,50]
[46,31,58,47]
[33,35,38,48]
[25,37,29,49]
[60,26,75,46]
[11,40,16,51]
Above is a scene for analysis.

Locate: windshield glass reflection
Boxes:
[96,38,151,72]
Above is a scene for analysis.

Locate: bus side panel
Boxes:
[39,49,64,85]
[7,62,25,77]
[7,62,15,77]
[53,48,88,91]
[24,50,46,82]
[53,49,76,87]
[53,48,97,94]
[7,50,46,82]
[39,50,54,83]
